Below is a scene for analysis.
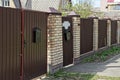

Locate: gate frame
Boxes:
[19,1,24,80]
[62,16,74,67]
[62,13,81,66]
[20,8,24,80]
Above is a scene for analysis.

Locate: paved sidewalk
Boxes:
[65,54,120,77]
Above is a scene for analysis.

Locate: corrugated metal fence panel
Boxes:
[0,7,2,79]
[111,20,117,44]
[98,20,107,48]
[62,17,73,66]
[0,7,21,80]
[0,7,48,80]
[24,10,47,79]
[80,18,93,54]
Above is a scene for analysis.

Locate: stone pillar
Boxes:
[117,20,120,44]
[72,16,80,64]
[47,13,63,74]
[107,19,111,46]
[93,18,98,51]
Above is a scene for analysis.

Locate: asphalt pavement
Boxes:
[65,54,120,77]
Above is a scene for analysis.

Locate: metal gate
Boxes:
[80,18,93,54]
[23,10,47,80]
[98,20,107,48]
[0,7,21,80]
[111,20,117,44]
[62,17,73,66]
[0,7,47,80]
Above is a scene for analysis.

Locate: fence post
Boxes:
[47,13,63,74]
[93,18,98,51]
[72,16,81,64]
[117,20,120,44]
[107,19,111,46]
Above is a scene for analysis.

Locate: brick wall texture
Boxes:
[117,21,120,44]
[47,14,120,74]
[47,14,63,73]
[93,19,98,51]
[72,17,80,59]
[107,20,111,46]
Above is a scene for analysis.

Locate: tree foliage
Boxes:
[61,0,94,18]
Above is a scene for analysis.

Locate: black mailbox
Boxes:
[64,29,71,41]
[33,28,41,43]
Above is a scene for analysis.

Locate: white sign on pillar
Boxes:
[62,21,70,29]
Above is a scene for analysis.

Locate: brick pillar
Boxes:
[93,18,98,51]
[72,16,80,64]
[47,14,63,73]
[107,19,111,46]
[117,20,120,44]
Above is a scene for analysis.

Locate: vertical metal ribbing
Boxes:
[20,9,24,80]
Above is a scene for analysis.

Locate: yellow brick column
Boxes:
[117,20,120,44]
[47,13,63,73]
[107,19,111,46]
[93,18,98,51]
[72,16,80,64]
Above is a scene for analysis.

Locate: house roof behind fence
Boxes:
[19,0,69,12]
[31,0,60,12]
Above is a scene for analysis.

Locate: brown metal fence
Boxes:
[0,7,48,80]
[1,7,120,80]
[23,10,48,80]
[80,18,93,54]
[98,19,107,48]
[0,7,21,80]
[111,20,117,44]
[62,17,73,66]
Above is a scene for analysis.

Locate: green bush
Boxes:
[82,46,120,63]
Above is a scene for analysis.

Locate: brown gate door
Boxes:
[111,20,117,44]
[0,7,21,80]
[0,7,47,80]
[62,17,73,66]
[98,20,107,48]
[80,18,93,54]
[23,10,47,79]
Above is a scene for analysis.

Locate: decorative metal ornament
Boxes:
[63,21,70,29]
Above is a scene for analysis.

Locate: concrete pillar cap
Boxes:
[67,11,80,17]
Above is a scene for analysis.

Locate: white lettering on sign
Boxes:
[62,21,70,29]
